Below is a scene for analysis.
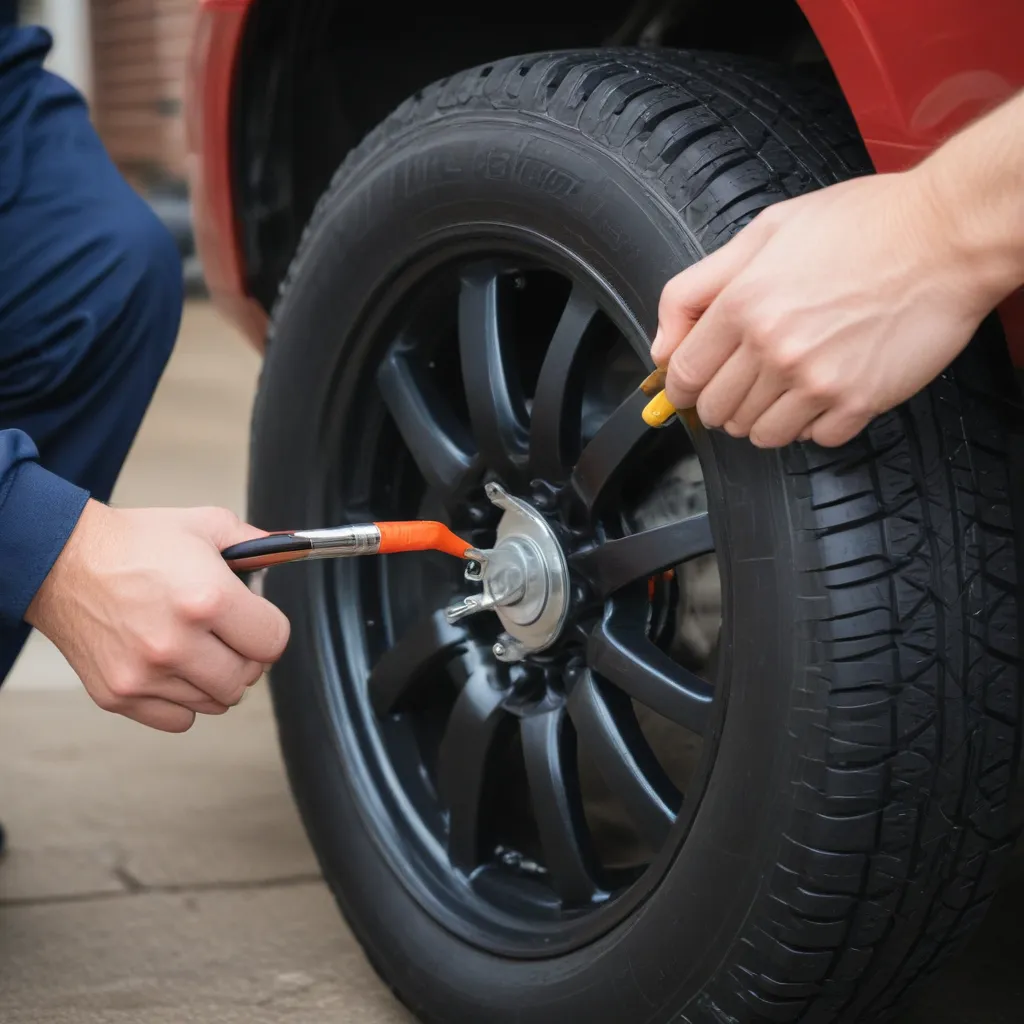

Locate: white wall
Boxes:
[19,0,94,103]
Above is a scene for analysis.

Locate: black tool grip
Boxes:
[221,534,313,571]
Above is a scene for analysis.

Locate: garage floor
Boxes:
[1,303,1021,1023]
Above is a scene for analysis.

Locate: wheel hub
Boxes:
[445,482,570,662]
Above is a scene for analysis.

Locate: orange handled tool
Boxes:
[221,521,472,572]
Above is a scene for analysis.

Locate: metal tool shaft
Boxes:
[221,525,381,572]
[297,524,382,557]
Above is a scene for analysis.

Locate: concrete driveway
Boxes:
[0,302,1020,1023]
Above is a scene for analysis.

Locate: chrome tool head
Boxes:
[445,482,569,662]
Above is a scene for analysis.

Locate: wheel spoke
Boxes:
[369,611,469,717]
[571,513,714,597]
[437,662,508,872]
[570,389,652,514]
[528,285,601,482]
[459,268,529,483]
[588,595,714,735]
[521,706,600,904]
[567,671,678,849]
[377,349,481,508]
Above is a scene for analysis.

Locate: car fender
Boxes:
[797,0,1024,359]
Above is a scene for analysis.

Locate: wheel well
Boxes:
[234,0,832,311]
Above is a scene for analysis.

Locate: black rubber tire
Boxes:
[250,49,1024,1024]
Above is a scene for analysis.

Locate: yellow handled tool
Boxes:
[639,367,702,430]
[640,367,679,428]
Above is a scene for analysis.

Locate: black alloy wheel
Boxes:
[320,246,723,954]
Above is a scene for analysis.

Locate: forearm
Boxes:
[913,89,1024,309]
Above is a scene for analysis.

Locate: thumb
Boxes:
[186,507,269,550]
[652,214,774,365]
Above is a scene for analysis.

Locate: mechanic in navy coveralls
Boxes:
[0,5,292,773]
[1,9,1022,847]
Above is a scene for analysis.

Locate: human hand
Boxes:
[26,501,291,733]
[651,171,1005,448]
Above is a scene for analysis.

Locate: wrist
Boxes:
[910,150,1024,313]
[25,498,108,632]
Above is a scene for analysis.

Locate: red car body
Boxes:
[184,0,1024,362]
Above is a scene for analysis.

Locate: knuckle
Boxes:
[140,633,179,670]
[225,670,257,705]
[666,359,704,398]
[843,395,872,421]
[224,686,246,708]
[812,424,845,448]
[94,689,124,713]
[716,285,747,322]
[744,325,767,355]
[837,409,871,445]
[659,272,689,308]
[202,505,238,527]
[740,309,779,351]
[191,505,240,537]
[106,668,143,700]
[762,339,801,376]
[194,697,230,715]
[179,587,225,624]
[799,367,839,402]
[736,298,783,356]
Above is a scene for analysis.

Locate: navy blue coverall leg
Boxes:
[0,23,183,683]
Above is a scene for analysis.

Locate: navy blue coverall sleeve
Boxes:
[0,15,183,681]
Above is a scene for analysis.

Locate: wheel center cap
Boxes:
[445,482,570,662]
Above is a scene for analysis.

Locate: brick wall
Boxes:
[90,0,197,191]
